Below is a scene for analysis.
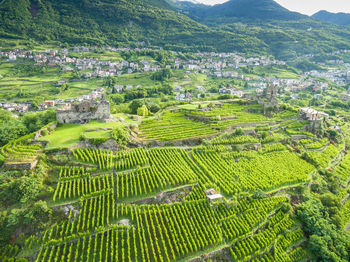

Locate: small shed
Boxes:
[205,188,224,202]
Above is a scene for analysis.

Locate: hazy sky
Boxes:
[194,0,350,15]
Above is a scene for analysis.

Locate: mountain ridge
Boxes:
[312,10,350,26]
[172,0,306,21]
[204,0,306,21]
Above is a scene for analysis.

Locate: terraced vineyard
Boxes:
[2,104,349,262]
[139,104,296,142]
[71,146,315,197]
[0,133,43,167]
[34,187,305,262]
[192,149,314,195]
[13,138,318,262]
[139,110,222,141]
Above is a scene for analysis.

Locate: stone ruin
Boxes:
[56,97,111,124]
[299,107,329,132]
[257,84,279,112]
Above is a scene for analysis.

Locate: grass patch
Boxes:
[40,121,122,149]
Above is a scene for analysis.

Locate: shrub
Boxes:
[41,129,48,136]
[89,137,109,145]
[112,127,129,148]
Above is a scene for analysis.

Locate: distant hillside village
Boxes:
[1,47,349,83]
[0,46,349,113]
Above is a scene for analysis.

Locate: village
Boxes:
[0,45,349,112]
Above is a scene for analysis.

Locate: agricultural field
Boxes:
[0,60,107,102]
[1,98,349,261]
[139,103,297,142]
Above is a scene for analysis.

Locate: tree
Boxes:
[0,121,27,146]
[103,76,116,88]
[297,198,350,261]
[137,105,149,117]
[234,128,244,136]
[252,189,265,199]
[0,109,11,122]
[109,94,124,105]
[1,174,43,204]
[151,69,172,81]
[0,154,4,167]
[112,127,129,148]
[149,103,160,113]
[129,100,145,114]
[23,201,52,228]
[61,83,70,91]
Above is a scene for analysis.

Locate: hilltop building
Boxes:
[299,107,329,122]
[256,84,279,114]
[299,107,329,131]
[56,96,111,124]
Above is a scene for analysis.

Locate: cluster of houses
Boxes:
[181,54,285,76]
[194,52,285,66]
[51,88,105,109]
[0,88,105,114]
[218,87,244,97]
[0,100,58,113]
[2,46,348,91]
[0,47,163,80]
[1,47,292,84]
[252,77,329,98]
[0,102,31,113]
[175,93,193,102]
[173,85,244,101]
[112,85,143,93]
[2,45,350,114]
[305,68,350,86]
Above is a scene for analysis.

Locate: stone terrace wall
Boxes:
[4,160,38,170]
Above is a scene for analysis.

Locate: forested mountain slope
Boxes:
[312,10,350,26]
[1,0,350,59]
[172,0,350,59]
[0,0,266,53]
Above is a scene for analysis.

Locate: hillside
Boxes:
[172,0,350,59]
[198,0,306,20]
[312,10,350,26]
[1,100,350,261]
[1,0,350,59]
[0,0,268,54]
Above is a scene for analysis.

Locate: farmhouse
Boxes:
[299,107,329,122]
